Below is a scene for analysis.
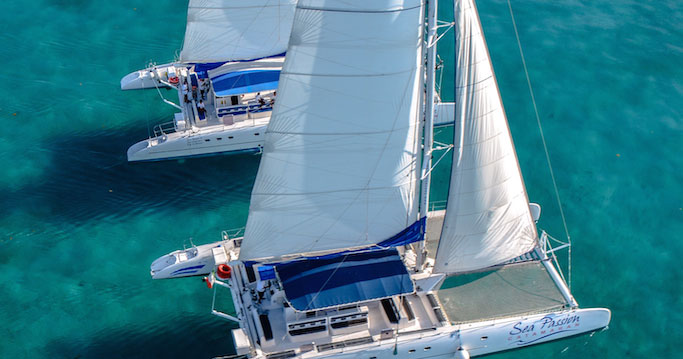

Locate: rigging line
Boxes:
[428,22,455,47]
[506,1,572,256]
[421,145,453,180]
[301,254,350,311]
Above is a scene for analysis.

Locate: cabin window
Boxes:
[228,136,234,139]
[205,139,210,142]
[408,349,416,353]
[381,298,400,324]
[216,137,222,140]
[288,326,326,336]
[330,317,367,329]
[254,133,260,136]
[424,347,432,351]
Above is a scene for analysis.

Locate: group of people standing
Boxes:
[181,77,211,116]
[176,75,277,119]
[254,91,276,106]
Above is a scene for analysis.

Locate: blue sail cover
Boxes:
[275,248,413,311]
[192,52,287,78]
[194,62,227,78]
[376,217,425,248]
[211,70,280,97]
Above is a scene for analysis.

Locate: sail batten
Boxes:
[434,0,536,274]
[239,0,425,261]
[180,0,297,63]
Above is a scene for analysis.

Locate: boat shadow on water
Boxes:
[45,314,238,359]
[1,124,260,226]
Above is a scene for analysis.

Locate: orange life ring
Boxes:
[169,76,179,84]
[217,264,232,279]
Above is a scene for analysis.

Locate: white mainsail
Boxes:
[179,0,297,63]
[434,0,536,273]
[239,0,425,260]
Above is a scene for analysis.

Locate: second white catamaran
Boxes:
[150,0,610,358]
[121,0,296,162]
[122,0,455,162]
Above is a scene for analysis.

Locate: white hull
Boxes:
[153,218,609,358]
[128,103,453,162]
[120,63,180,91]
[127,120,267,162]
[243,308,609,359]
[150,236,240,279]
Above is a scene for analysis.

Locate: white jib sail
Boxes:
[179,0,297,63]
[433,0,537,273]
[239,0,425,261]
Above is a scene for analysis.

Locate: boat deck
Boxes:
[437,261,568,324]
[424,210,569,324]
[253,290,443,354]
[175,70,274,133]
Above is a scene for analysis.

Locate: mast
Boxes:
[417,0,438,270]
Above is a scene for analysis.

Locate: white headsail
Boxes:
[179,0,297,63]
[239,0,425,260]
[434,0,537,273]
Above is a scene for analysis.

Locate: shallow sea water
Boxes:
[0,0,680,358]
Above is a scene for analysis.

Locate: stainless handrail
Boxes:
[153,121,177,137]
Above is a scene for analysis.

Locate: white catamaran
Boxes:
[122,0,456,162]
[121,0,296,162]
[150,0,610,357]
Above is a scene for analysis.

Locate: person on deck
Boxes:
[200,79,209,100]
[197,100,206,116]
[255,92,265,106]
[182,81,189,103]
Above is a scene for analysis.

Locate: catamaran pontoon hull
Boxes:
[127,103,453,162]
[227,308,609,359]
[120,63,179,91]
[127,122,266,162]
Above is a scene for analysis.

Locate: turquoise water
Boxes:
[0,0,680,358]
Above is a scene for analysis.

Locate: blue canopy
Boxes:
[193,61,228,78]
[211,70,280,97]
[275,248,413,311]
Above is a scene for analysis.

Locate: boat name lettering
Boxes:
[509,314,580,336]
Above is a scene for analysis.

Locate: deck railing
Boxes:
[153,121,177,137]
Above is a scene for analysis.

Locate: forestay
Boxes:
[239,0,425,260]
[434,0,536,273]
[179,0,297,63]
